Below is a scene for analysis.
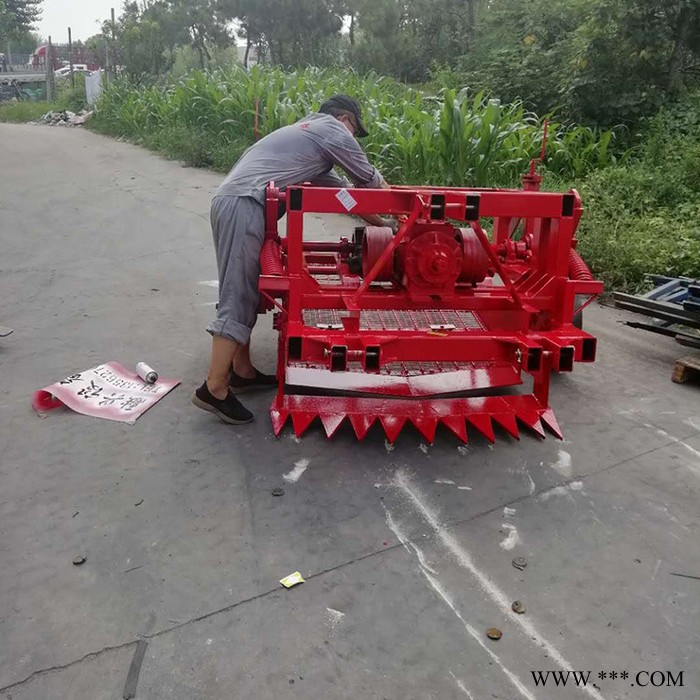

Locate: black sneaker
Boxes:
[228,368,277,394]
[192,382,254,424]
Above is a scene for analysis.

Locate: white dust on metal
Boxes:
[389,469,606,700]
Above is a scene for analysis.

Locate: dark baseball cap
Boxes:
[319,94,369,137]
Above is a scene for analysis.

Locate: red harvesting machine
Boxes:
[258,171,602,443]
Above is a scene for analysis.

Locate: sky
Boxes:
[38,0,117,42]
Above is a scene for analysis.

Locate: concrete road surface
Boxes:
[0,124,698,700]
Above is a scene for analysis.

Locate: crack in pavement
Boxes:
[0,431,688,694]
[0,545,392,695]
[109,174,209,223]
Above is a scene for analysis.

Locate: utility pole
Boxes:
[68,27,75,87]
[105,8,116,80]
[46,36,55,102]
[111,8,116,78]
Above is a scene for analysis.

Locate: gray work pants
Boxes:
[206,195,265,345]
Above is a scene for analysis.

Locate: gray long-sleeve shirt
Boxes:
[216,113,384,203]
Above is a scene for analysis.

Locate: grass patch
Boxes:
[0,101,53,123]
[548,96,700,291]
[91,67,615,187]
[89,121,248,171]
[0,75,88,124]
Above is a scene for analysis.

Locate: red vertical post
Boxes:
[285,196,304,322]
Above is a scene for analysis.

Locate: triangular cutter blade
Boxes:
[349,413,376,440]
[492,413,520,440]
[320,413,346,438]
[441,416,468,443]
[467,414,495,443]
[291,411,316,437]
[270,408,289,436]
[540,407,563,439]
[412,416,438,444]
[515,411,546,438]
[380,415,407,443]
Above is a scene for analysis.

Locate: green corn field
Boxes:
[94,66,614,186]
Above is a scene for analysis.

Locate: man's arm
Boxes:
[318,127,393,227]
[312,160,394,229]
[309,167,352,189]
[319,123,386,190]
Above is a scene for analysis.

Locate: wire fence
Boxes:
[0,53,44,73]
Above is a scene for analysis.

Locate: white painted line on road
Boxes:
[450,671,476,699]
[550,450,572,478]
[499,523,521,550]
[198,280,219,287]
[538,481,584,501]
[283,458,309,483]
[644,424,700,471]
[435,479,472,490]
[385,509,537,700]
[686,417,700,431]
[393,469,606,700]
[326,608,345,628]
[524,469,536,495]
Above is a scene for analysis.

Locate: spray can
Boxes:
[136,362,158,384]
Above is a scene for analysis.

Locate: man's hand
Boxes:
[360,180,395,229]
[384,217,399,233]
[360,214,398,231]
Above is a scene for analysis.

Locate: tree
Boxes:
[166,0,231,68]
[457,0,590,114]
[452,0,700,125]
[224,0,344,67]
[0,0,42,42]
[573,0,700,123]
[347,0,479,82]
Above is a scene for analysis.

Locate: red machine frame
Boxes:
[258,180,602,443]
